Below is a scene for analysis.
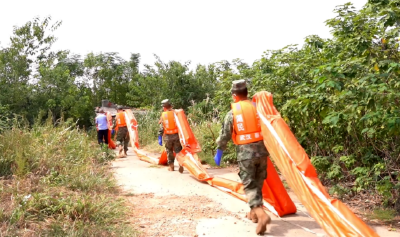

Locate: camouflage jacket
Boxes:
[216,110,269,161]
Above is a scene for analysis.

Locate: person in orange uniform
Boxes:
[214,79,271,235]
[158,99,184,172]
[113,106,130,158]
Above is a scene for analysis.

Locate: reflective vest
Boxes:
[161,111,178,134]
[231,100,263,145]
[116,112,127,127]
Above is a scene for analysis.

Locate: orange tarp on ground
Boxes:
[253,91,379,237]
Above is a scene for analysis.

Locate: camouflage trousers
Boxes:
[164,135,182,165]
[238,156,267,208]
[116,126,130,153]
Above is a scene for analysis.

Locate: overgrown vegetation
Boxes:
[369,208,398,222]
[1,0,400,219]
[0,117,135,236]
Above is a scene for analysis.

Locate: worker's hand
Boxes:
[158,135,163,146]
[214,149,223,166]
[111,129,115,136]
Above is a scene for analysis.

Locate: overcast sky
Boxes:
[0,0,366,69]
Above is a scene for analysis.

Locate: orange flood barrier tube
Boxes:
[206,157,296,217]
[176,149,213,181]
[173,109,212,181]
[125,109,168,165]
[253,91,379,237]
[107,129,116,149]
[106,112,116,149]
[174,109,201,153]
[135,149,168,165]
[262,157,297,216]
[208,177,244,193]
[124,109,139,150]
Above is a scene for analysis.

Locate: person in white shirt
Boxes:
[95,109,109,146]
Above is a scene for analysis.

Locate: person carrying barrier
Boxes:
[95,109,109,146]
[113,106,130,158]
[158,99,184,173]
[214,79,271,235]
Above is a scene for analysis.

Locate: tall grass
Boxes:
[0,117,136,236]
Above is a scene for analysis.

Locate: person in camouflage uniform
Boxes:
[215,79,271,235]
[158,99,184,173]
[113,106,130,158]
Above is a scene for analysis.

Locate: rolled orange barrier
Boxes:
[176,149,212,181]
[107,129,116,149]
[158,150,168,165]
[174,109,202,153]
[263,157,297,216]
[206,157,296,217]
[208,177,244,194]
[254,91,378,237]
[135,149,162,165]
[134,149,168,165]
[124,109,139,150]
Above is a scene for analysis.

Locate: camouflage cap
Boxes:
[231,79,247,92]
[99,109,105,113]
[116,105,124,110]
[161,99,171,107]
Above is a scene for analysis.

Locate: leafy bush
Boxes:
[135,110,162,151]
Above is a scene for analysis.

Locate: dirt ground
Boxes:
[125,193,245,237]
[113,150,399,237]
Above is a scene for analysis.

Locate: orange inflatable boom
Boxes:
[207,157,296,217]
[174,109,212,181]
[172,108,296,216]
[106,112,116,149]
[124,109,168,165]
[253,91,378,237]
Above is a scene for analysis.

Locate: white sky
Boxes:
[0,0,366,69]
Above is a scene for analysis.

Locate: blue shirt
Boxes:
[96,114,108,130]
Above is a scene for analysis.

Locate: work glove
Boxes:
[111,129,115,136]
[214,149,223,166]
[158,135,163,146]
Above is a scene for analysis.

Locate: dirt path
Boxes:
[112,150,397,237]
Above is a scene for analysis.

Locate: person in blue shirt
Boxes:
[95,109,109,146]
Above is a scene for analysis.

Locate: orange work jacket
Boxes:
[161,111,178,134]
[116,112,127,127]
[231,100,263,145]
